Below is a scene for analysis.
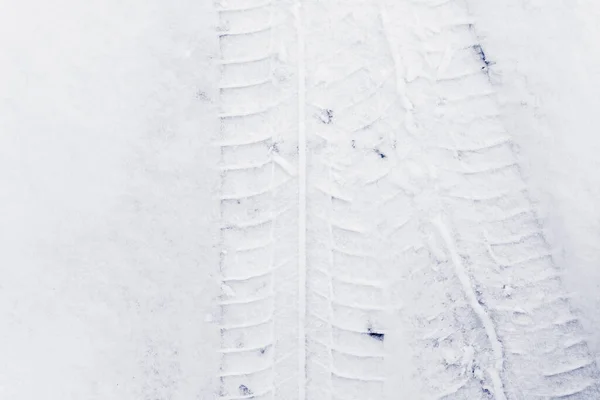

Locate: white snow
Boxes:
[466,0,600,357]
[0,0,221,398]
[432,215,507,400]
[294,4,308,399]
[2,0,600,398]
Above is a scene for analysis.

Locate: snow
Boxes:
[0,0,220,398]
[432,214,507,400]
[294,5,308,399]
[466,0,600,357]
[2,0,600,398]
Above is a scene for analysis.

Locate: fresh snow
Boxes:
[466,0,600,359]
[2,0,600,399]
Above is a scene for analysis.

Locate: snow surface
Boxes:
[0,1,221,398]
[466,0,600,358]
[2,0,600,398]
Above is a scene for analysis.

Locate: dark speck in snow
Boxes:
[239,385,252,395]
[374,149,386,159]
[473,44,495,70]
[367,327,385,341]
[318,109,334,124]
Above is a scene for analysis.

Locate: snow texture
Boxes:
[2,0,600,399]
[465,0,600,362]
[0,0,221,398]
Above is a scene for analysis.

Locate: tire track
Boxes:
[384,0,600,398]
[379,1,496,398]
[303,2,406,399]
[216,2,300,399]
[215,1,600,398]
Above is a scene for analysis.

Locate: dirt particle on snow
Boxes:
[239,385,252,396]
[317,109,334,124]
[374,149,387,159]
[473,44,495,70]
[366,326,385,341]
[269,142,280,153]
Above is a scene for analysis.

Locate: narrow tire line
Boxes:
[294,2,307,400]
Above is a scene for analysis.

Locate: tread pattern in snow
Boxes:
[384,0,600,398]
[215,0,600,399]
[216,2,300,399]
[303,3,399,399]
